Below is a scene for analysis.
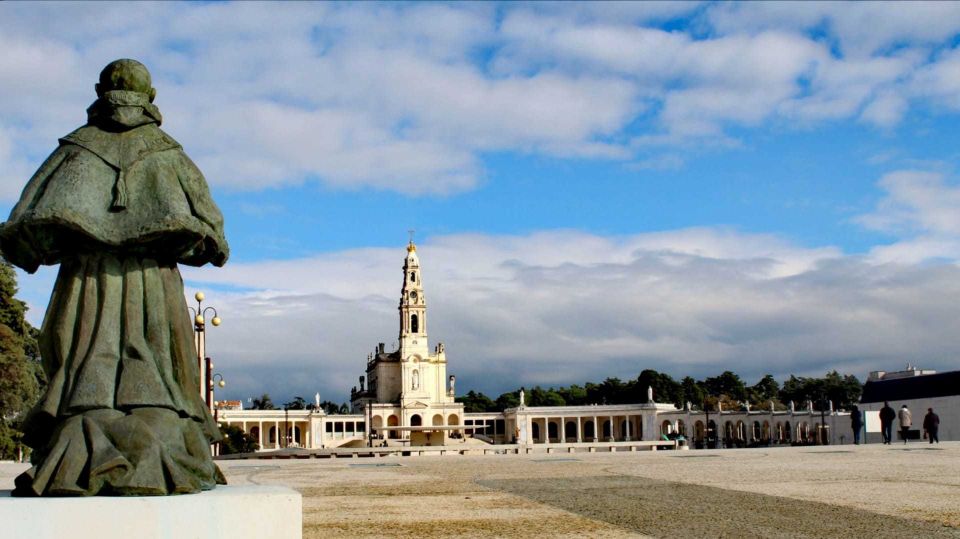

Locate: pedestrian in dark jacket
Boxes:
[850,405,863,445]
[923,408,940,444]
[879,402,896,444]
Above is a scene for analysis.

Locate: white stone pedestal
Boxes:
[1,484,302,539]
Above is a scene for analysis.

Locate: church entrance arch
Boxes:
[448,414,460,437]
[432,414,444,426]
[388,414,400,439]
[410,414,422,427]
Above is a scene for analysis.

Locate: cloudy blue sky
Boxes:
[3,2,960,405]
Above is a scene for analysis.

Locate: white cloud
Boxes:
[705,2,960,58]
[1,3,959,201]
[856,170,960,263]
[858,170,960,236]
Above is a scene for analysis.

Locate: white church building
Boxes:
[216,241,853,453]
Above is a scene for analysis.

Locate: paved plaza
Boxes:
[3,443,959,538]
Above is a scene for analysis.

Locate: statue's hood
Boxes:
[86,90,162,130]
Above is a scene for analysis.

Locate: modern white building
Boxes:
[858,366,959,443]
[216,241,853,452]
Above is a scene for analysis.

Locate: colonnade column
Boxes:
[593,416,598,442]
[625,415,632,441]
[258,420,263,451]
[576,417,582,443]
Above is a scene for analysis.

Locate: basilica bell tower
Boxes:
[399,239,428,358]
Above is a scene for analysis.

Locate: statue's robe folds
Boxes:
[0,119,229,496]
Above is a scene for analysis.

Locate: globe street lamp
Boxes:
[187,291,221,403]
[209,371,226,417]
[208,370,226,456]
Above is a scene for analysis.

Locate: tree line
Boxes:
[456,369,862,414]
[247,393,351,414]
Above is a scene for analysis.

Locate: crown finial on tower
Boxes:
[407,229,416,252]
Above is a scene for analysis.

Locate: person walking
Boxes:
[879,401,896,444]
[850,405,863,445]
[923,408,940,444]
[899,404,912,444]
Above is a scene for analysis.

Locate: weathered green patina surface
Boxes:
[0,59,228,496]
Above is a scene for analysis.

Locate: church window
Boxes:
[410,271,416,282]
[411,313,419,333]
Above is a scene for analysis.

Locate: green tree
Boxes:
[250,393,276,410]
[680,376,707,409]
[0,260,41,460]
[456,390,497,412]
[285,396,307,410]
[557,384,588,406]
[527,386,566,407]
[586,378,627,404]
[703,371,749,402]
[495,390,520,410]
[777,371,861,410]
[636,369,683,406]
[750,374,780,403]
[218,424,259,454]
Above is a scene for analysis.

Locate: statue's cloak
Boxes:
[0,122,228,273]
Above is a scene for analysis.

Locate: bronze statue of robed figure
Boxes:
[0,59,228,496]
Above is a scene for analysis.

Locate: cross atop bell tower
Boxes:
[399,236,428,358]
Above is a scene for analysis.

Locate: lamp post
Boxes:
[818,398,829,445]
[704,401,712,450]
[188,291,221,402]
[209,371,226,417]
